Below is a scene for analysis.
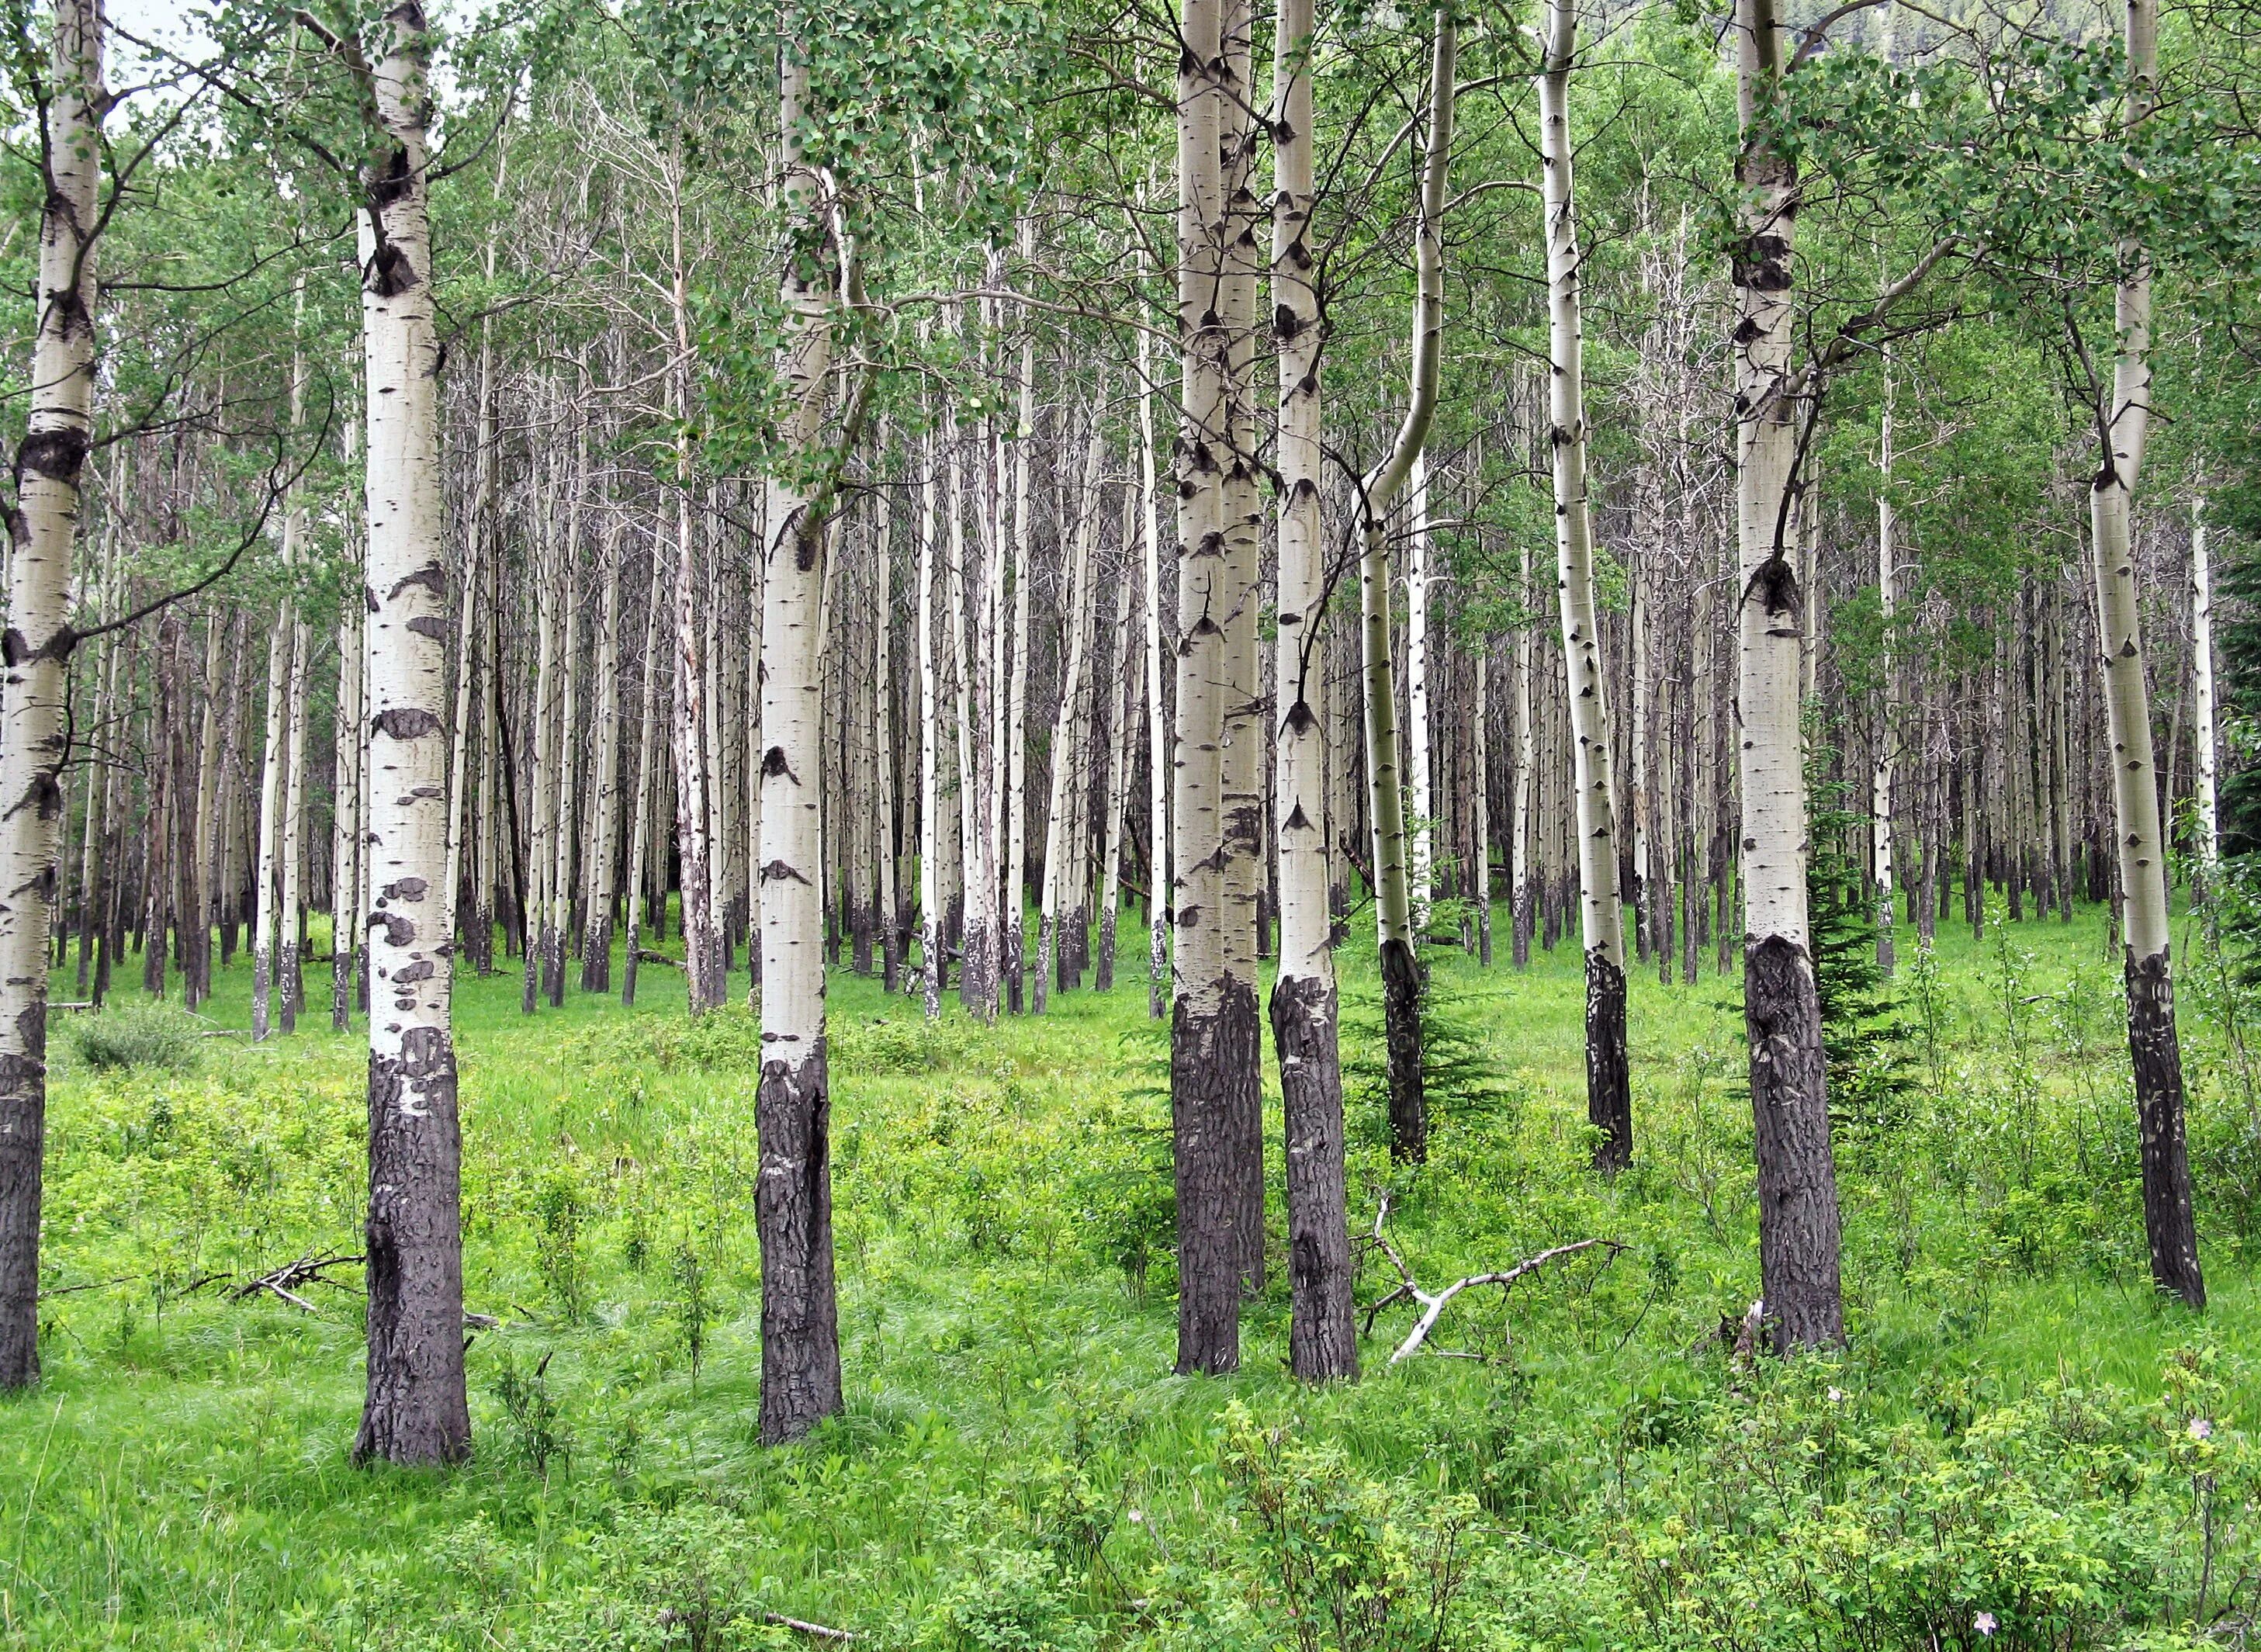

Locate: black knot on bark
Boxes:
[373,707,441,740]
[1747,552,1801,619]
[16,426,89,488]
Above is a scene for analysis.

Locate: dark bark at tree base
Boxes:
[1743,934,1844,1351]
[1173,977,1262,1373]
[355,1027,470,1466]
[1096,910,1117,992]
[545,927,564,1010]
[621,947,639,1008]
[1004,923,1023,1015]
[1271,971,1356,1383]
[333,956,354,1033]
[1380,936,1425,1164]
[0,1027,47,1387]
[1512,884,1532,970]
[2126,947,2205,1308]
[757,1041,842,1443]
[580,917,613,994]
[1587,951,1632,1172]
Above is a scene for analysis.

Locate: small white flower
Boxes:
[1827,1387,1845,1404]
[2190,1418,2215,1442]
[1127,1508,1145,1525]
[1975,1611,1998,1636]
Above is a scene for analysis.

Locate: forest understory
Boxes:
[13,895,2261,1651]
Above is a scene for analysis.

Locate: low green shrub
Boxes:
[68,1000,204,1074]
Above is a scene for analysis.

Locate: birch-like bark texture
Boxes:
[755,33,845,1442]
[1096,501,1135,992]
[278,600,312,1031]
[351,0,469,1464]
[622,528,667,1007]
[581,513,622,991]
[1407,450,1435,938]
[1170,0,1265,1374]
[0,0,103,1383]
[669,195,721,1013]
[1539,0,1632,1171]
[875,477,901,994]
[1005,356,1033,1013]
[1270,0,1356,1382]
[1358,7,1458,1166]
[1872,352,1897,975]
[251,577,293,1041]
[1039,418,1103,1013]
[919,422,944,1021]
[334,599,365,1030]
[1137,286,1169,1023]
[1731,0,1842,1349]
[2192,494,2218,867]
[2088,0,2200,1308]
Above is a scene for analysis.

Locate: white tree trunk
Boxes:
[1873,353,1897,974]
[1138,294,1169,1021]
[351,0,469,1464]
[1407,450,1435,939]
[0,0,102,1387]
[2192,493,2218,867]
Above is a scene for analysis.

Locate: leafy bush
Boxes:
[68,1002,203,1075]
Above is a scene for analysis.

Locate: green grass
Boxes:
[10,895,2261,1648]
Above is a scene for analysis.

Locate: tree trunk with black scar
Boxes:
[0,0,102,1387]
[2084,0,2200,1308]
[1269,0,1355,1380]
[1539,0,1633,1170]
[756,30,849,1442]
[1731,0,1843,1348]
[349,0,469,1464]
[1356,6,1457,1166]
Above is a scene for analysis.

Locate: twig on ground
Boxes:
[763,1611,855,1641]
[1360,1193,1625,1365]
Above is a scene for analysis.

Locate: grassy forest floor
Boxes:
[10,897,2261,1649]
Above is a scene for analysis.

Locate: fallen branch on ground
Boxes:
[1361,1194,1624,1365]
[763,1612,854,1642]
[232,1253,365,1315]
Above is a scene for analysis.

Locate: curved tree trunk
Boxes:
[2090,0,2200,1307]
[1358,7,1458,1166]
[351,0,469,1464]
[1539,0,1633,1171]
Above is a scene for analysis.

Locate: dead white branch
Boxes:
[1362,1195,1624,1365]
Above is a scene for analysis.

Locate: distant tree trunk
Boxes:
[1005,382,1032,1012]
[2088,0,2200,1310]
[2192,494,2219,868]
[1731,0,1843,1349]
[251,587,294,1037]
[1096,510,1135,992]
[1138,296,1170,1022]
[334,597,365,1030]
[347,0,469,1465]
[1873,352,1897,975]
[1406,449,1435,940]
[621,528,667,1009]
[875,476,902,994]
[278,599,312,1031]
[1040,417,1103,1013]
[1271,0,1356,1382]
[583,513,623,992]
[919,424,945,1020]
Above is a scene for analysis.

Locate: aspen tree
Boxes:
[875,475,901,992]
[1040,416,1103,1012]
[1097,511,1135,991]
[1005,347,1034,1013]
[278,595,311,1030]
[1356,6,1458,1165]
[251,538,296,1037]
[919,421,945,1021]
[1270,0,1356,1380]
[331,0,470,1462]
[446,210,500,964]
[754,26,872,1442]
[2193,494,2218,867]
[524,443,560,1016]
[1170,0,1269,1373]
[622,528,667,1007]
[334,597,364,1030]
[1731,0,1843,1348]
[1539,0,1633,1169]
[1873,350,1897,972]
[2086,0,2202,1308]
[582,512,623,991]
[1137,271,1169,1023]
[1407,450,1434,939]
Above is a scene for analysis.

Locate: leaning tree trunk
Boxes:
[2089,0,2201,1309]
[1358,5,1458,1166]
[755,33,851,1443]
[349,0,470,1464]
[1407,450,1435,939]
[1731,0,1843,1349]
[1271,0,1356,1382]
[0,0,100,1388]
[1539,0,1632,1171]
